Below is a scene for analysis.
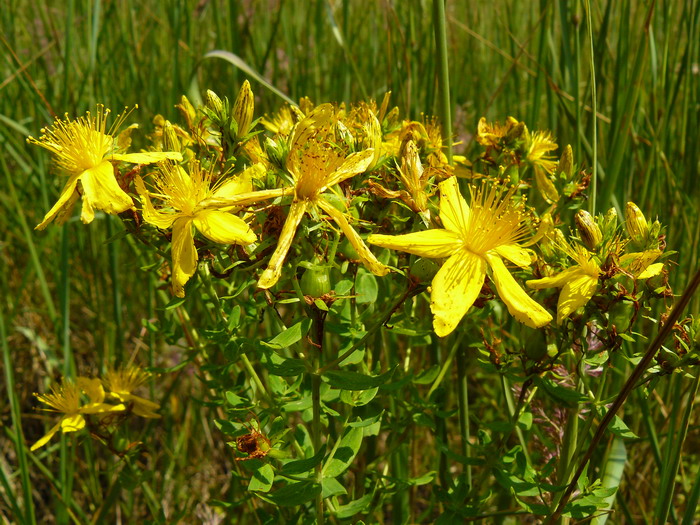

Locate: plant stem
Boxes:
[433,0,452,164]
[548,263,700,522]
[456,346,471,488]
[584,0,597,214]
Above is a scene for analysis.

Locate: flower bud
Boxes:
[557,144,574,179]
[604,207,618,228]
[176,95,197,129]
[300,264,332,298]
[162,120,180,152]
[233,80,254,139]
[625,202,649,246]
[575,210,603,250]
[205,89,224,116]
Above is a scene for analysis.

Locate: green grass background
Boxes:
[1,0,699,522]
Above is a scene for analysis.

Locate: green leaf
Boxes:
[534,376,588,407]
[323,367,395,391]
[224,391,248,407]
[260,349,307,377]
[335,494,373,519]
[248,463,274,493]
[279,445,326,476]
[355,269,378,304]
[321,477,347,498]
[608,415,639,439]
[340,387,378,406]
[322,426,363,478]
[261,318,312,349]
[258,481,321,507]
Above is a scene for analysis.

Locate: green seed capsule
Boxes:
[575,210,603,250]
[300,265,332,297]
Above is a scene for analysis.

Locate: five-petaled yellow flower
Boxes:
[31,377,124,451]
[369,177,552,337]
[102,366,161,419]
[28,105,182,229]
[136,161,261,297]
[527,242,600,325]
[257,104,389,289]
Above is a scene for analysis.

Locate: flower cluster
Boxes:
[31,366,159,451]
[28,90,671,344]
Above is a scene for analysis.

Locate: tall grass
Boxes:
[1,0,699,522]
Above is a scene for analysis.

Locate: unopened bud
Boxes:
[604,207,618,227]
[177,95,196,128]
[557,144,574,179]
[506,120,526,142]
[233,80,254,139]
[575,210,603,250]
[205,90,224,116]
[162,121,180,152]
[625,202,649,245]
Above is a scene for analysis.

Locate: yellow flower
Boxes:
[368,177,552,337]
[28,105,182,229]
[102,367,160,419]
[475,116,522,148]
[257,104,389,289]
[527,242,601,325]
[526,130,559,203]
[136,161,262,297]
[31,377,124,451]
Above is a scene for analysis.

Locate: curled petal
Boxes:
[368,229,462,259]
[60,414,86,433]
[258,201,308,289]
[493,244,533,269]
[36,172,82,230]
[193,210,256,245]
[486,254,552,328]
[202,187,289,209]
[79,160,134,222]
[110,151,183,165]
[557,272,598,324]
[171,217,197,297]
[430,250,487,337]
[317,198,388,276]
[438,177,470,233]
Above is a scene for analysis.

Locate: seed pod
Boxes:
[300,264,332,298]
[625,202,649,246]
[575,210,603,250]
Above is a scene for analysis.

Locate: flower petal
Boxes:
[202,187,289,209]
[324,149,375,188]
[527,266,585,290]
[110,151,183,165]
[77,377,105,403]
[211,165,262,200]
[486,253,552,328]
[430,250,487,337]
[134,176,177,229]
[30,421,63,451]
[493,244,533,268]
[557,272,598,324]
[637,262,663,280]
[258,201,308,289]
[60,414,86,433]
[368,229,462,259]
[171,217,197,297]
[438,177,470,233]
[35,172,82,230]
[80,402,126,415]
[79,160,134,222]
[193,209,257,245]
[317,198,388,276]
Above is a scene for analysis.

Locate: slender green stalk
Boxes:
[1,309,37,524]
[433,0,452,164]
[456,347,471,488]
[584,0,597,214]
